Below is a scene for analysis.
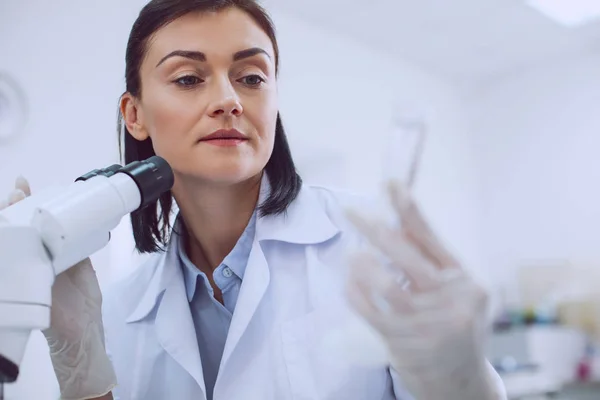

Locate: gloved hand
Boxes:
[346,182,502,400]
[1,177,117,400]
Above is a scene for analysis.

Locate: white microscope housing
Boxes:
[0,156,174,383]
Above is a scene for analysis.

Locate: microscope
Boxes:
[0,156,174,392]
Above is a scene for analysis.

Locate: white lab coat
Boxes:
[102,182,504,400]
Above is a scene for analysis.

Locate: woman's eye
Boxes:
[174,75,202,87]
[240,74,265,87]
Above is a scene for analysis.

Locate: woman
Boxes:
[2,0,506,399]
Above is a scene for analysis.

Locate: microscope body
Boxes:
[0,156,173,383]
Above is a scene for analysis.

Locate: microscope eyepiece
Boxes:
[118,156,174,209]
[74,156,174,211]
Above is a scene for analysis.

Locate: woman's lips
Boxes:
[198,129,249,146]
[200,138,247,147]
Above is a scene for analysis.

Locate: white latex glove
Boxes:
[1,177,117,400]
[345,182,501,400]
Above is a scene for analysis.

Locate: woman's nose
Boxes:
[208,81,243,117]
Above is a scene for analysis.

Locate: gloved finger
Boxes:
[407,289,458,313]
[348,251,415,314]
[381,307,458,338]
[387,236,443,292]
[352,256,452,316]
[346,253,455,335]
[15,176,31,197]
[0,198,8,210]
[8,189,26,205]
[387,337,442,362]
[387,181,460,269]
[347,275,468,344]
[346,211,440,291]
[406,277,487,329]
[349,249,480,316]
[439,276,489,314]
[346,278,383,328]
[347,252,396,314]
[407,269,469,307]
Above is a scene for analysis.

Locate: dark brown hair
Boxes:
[117,0,302,253]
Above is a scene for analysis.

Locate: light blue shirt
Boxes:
[176,212,257,400]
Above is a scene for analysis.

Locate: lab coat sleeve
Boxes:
[388,361,507,400]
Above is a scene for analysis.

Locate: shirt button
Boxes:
[222,266,233,278]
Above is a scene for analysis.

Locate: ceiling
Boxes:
[268,0,600,87]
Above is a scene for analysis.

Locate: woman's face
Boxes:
[121,8,278,185]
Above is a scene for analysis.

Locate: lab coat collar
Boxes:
[123,175,340,395]
[255,174,340,244]
[125,173,340,324]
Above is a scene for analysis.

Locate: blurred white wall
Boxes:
[272,8,486,271]
[1,2,484,399]
[467,53,600,293]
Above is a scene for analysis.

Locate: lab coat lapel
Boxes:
[219,176,341,370]
[126,234,206,397]
[219,176,272,369]
[220,239,269,368]
[155,262,206,396]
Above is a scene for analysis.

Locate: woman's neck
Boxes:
[173,174,262,273]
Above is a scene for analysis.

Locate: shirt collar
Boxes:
[177,211,257,302]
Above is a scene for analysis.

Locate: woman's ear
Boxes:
[120,93,149,141]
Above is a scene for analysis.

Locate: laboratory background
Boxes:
[1,0,600,399]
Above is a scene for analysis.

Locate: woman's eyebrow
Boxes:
[233,47,270,62]
[156,50,206,67]
[155,47,271,68]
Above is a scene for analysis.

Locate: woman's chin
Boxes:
[167,152,266,185]
[179,167,263,186]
